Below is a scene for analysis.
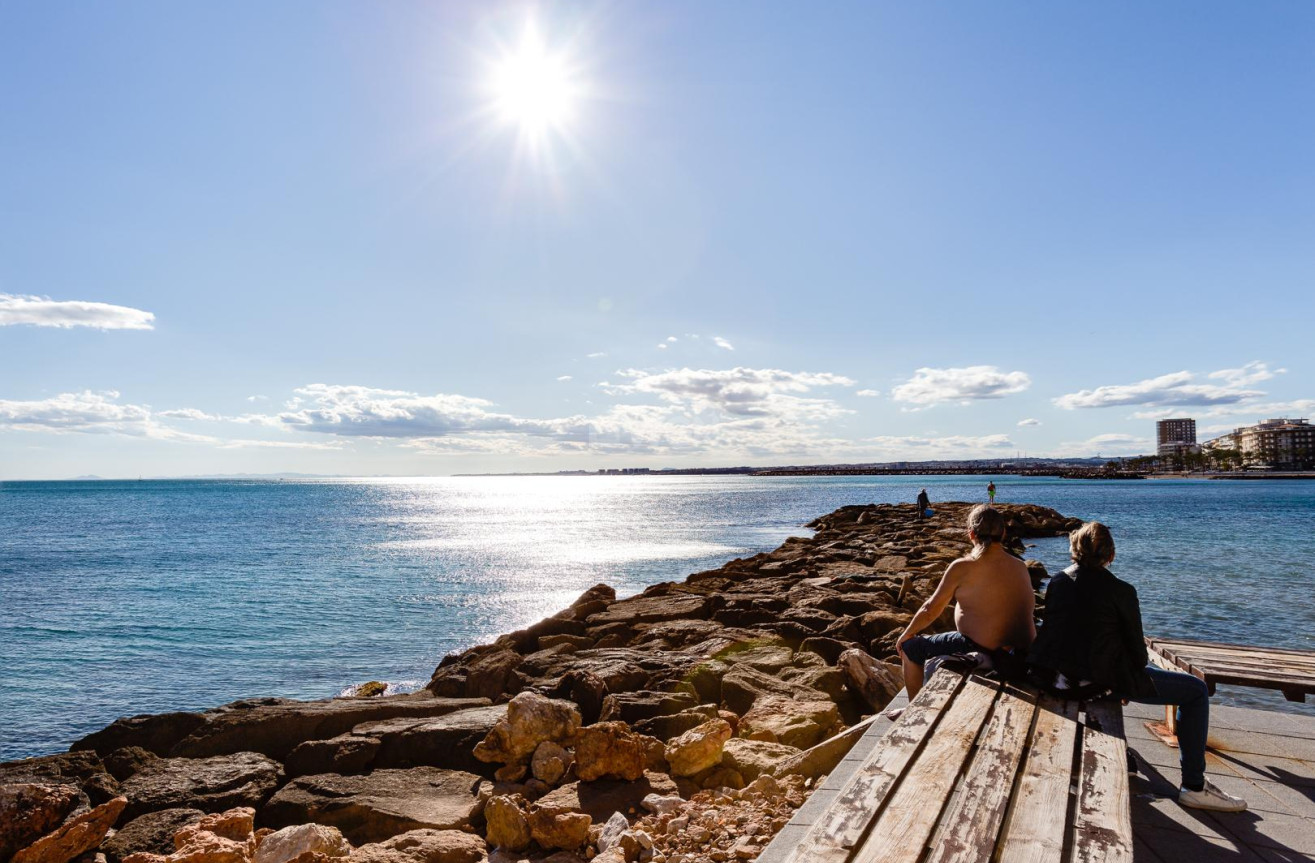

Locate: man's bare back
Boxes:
[946,545,1036,650]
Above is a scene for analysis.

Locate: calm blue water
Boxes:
[2,475,1313,760]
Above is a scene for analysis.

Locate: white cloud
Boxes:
[861,434,1015,458]
[0,294,155,330]
[713,337,734,351]
[1054,365,1271,410]
[0,390,151,433]
[556,375,573,382]
[1017,418,1041,427]
[586,352,606,359]
[657,343,668,350]
[603,367,855,419]
[892,366,1031,406]
[1208,361,1285,387]
[247,395,269,403]
[666,336,678,343]
[157,408,220,421]
[1049,433,1152,458]
[856,389,880,398]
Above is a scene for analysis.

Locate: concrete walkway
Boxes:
[1125,700,1315,861]
[757,696,1315,863]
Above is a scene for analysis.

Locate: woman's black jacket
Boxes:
[1028,564,1157,700]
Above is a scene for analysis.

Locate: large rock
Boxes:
[597,691,697,725]
[720,739,801,782]
[121,806,256,863]
[530,742,572,786]
[102,808,205,863]
[472,693,581,766]
[119,752,283,819]
[262,768,489,845]
[483,795,531,851]
[253,823,351,863]
[348,829,487,863]
[12,795,126,863]
[664,720,732,777]
[738,696,839,749]
[526,805,590,852]
[73,713,209,758]
[0,782,82,860]
[837,649,903,710]
[286,705,507,779]
[572,722,646,782]
[719,665,828,715]
[585,595,716,627]
[533,773,677,823]
[174,695,490,760]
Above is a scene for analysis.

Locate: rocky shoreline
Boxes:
[0,501,1080,863]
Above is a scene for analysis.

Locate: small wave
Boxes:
[335,679,425,698]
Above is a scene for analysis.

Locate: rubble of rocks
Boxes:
[0,502,1077,863]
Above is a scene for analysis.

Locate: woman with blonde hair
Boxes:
[1029,521,1247,813]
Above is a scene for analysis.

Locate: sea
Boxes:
[2,475,1313,761]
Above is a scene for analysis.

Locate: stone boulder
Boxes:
[253,823,351,863]
[0,782,82,860]
[119,752,283,819]
[837,649,903,710]
[738,696,839,749]
[171,695,490,761]
[530,742,572,786]
[262,768,489,845]
[102,808,205,863]
[596,691,697,725]
[719,666,827,715]
[720,645,794,675]
[663,720,732,777]
[533,773,677,823]
[73,713,209,758]
[472,693,581,766]
[584,595,716,628]
[572,722,646,782]
[11,795,126,863]
[720,739,801,782]
[526,804,591,851]
[348,829,487,863]
[121,806,256,863]
[483,795,531,851]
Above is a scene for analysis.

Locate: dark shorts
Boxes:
[901,631,981,666]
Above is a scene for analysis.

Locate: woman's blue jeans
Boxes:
[1129,666,1210,789]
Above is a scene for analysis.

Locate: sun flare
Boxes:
[491,23,577,136]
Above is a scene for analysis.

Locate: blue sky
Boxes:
[2,2,1312,478]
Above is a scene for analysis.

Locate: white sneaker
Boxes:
[1178,780,1247,813]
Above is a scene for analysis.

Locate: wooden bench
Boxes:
[770,668,1132,863]
[1145,636,1315,738]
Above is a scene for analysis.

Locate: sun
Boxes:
[490,22,578,137]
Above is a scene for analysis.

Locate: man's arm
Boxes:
[896,562,961,653]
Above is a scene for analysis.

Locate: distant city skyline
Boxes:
[2,3,1313,479]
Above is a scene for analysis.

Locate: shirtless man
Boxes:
[895,505,1035,697]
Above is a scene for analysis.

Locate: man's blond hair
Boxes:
[1070,521,1115,568]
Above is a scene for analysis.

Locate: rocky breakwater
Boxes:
[0,502,1078,863]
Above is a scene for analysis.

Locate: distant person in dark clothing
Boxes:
[1028,522,1247,813]
[916,489,930,519]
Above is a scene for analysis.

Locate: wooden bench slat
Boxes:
[996,696,1081,863]
[779,669,966,863]
[1148,637,1315,661]
[923,684,1040,863]
[1070,701,1133,863]
[851,676,1002,863]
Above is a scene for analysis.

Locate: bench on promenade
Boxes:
[767,667,1132,863]
[1145,636,1315,737]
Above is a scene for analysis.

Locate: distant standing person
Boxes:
[1028,522,1248,812]
[916,488,930,520]
[987,481,996,502]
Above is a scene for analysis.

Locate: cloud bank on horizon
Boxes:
[2,357,1307,473]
